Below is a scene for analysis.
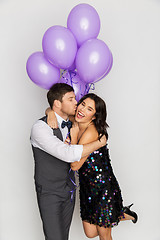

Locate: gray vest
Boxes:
[32,116,75,193]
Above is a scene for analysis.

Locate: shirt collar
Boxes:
[55,112,69,128]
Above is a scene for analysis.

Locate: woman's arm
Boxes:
[45,109,75,129]
[45,108,58,129]
[71,126,99,171]
[45,107,51,116]
[70,121,79,144]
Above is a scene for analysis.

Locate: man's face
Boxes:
[60,91,77,116]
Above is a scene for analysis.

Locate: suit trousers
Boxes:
[36,183,75,240]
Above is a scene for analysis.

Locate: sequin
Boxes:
[79,145,124,228]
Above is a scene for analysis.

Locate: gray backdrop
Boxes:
[0,0,160,239]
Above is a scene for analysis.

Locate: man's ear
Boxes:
[54,100,61,109]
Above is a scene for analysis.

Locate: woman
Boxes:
[47,93,138,240]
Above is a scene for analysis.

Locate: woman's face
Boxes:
[75,97,96,123]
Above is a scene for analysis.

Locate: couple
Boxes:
[31,83,137,240]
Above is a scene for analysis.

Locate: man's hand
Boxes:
[71,161,79,171]
[99,135,107,147]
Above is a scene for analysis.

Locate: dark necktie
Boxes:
[61,120,72,130]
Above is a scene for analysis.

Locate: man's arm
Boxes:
[31,120,106,163]
[71,125,101,171]
[81,135,105,158]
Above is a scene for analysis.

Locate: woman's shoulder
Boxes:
[86,124,98,136]
[79,124,98,144]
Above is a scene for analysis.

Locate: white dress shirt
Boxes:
[54,113,70,141]
[30,113,83,163]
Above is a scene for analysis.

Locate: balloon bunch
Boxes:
[26,3,113,100]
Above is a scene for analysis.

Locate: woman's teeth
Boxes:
[78,111,85,118]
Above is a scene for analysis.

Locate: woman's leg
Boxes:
[82,221,99,238]
[97,226,112,240]
[83,221,112,240]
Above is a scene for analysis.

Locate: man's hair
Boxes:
[47,83,74,108]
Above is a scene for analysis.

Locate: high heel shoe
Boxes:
[123,203,138,223]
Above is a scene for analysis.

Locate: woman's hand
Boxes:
[47,109,58,129]
[64,136,71,145]
[71,161,81,171]
[70,121,79,144]
[99,135,107,147]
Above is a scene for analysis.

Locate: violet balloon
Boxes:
[60,71,89,102]
[76,39,112,83]
[42,25,77,69]
[68,60,76,71]
[67,3,100,47]
[94,50,113,83]
[26,52,60,90]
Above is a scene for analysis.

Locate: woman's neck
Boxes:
[78,121,93,131]
[77,121,94,141]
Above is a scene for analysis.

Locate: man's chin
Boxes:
[70,111,76,116]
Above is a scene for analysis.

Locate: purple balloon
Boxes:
[76,39,112,83]
[67,60,76,71]
[67,4,100,47]
[42,25,77,69]
[59,71,89,101]
[26,52,60,90]
[94,50,113,83]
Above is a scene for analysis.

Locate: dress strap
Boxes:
[77,121,94,143]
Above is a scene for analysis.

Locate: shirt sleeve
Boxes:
[30,120,83,163]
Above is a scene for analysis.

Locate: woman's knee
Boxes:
[83,222,98,238]
[98,227,112,240]
[84,228,97,238]
[85,232,96,238]
[99,234,112,240]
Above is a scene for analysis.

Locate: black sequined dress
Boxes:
[79,145,124,228]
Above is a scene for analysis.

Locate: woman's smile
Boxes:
[76,110,85,119]
[75,98,96,123]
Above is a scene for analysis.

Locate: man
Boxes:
[30,83,106,240]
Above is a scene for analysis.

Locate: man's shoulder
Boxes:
[31,117,53,142]
[31,116,48,130]
[39,115,47,123]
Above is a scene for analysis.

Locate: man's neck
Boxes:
[54,110,68,121]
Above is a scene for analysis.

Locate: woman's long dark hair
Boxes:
[77,93,109,140]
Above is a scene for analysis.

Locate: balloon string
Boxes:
[61,69,66,78]
[61,70,96,101]
[70,70,76,79]
[61,70,71,84]
[62,70,76,86]
[69,71,73,87]
[68,168,79,202]
[89,83,95,90]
